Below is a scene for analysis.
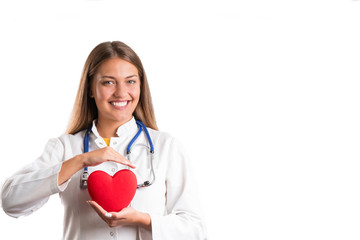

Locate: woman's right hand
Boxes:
[82,147,136,169]
[58,147,135,186]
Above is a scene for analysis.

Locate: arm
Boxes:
[1,137,135,218]
[1,138,65,218]
[58,146,135,186]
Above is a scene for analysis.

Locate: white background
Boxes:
[1,0,360,239]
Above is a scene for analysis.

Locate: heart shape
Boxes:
[87,169,137,212]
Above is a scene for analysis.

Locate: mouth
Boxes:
[111,101,128,107]
[110,100,130,109]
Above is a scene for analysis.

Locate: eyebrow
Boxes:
[101,76,116,80]
[101,75,138,79]
[125,74,139,79]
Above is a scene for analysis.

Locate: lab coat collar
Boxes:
[116,117,137,137]
[91,117,138,138]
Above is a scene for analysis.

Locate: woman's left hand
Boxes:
[87,201,152,231]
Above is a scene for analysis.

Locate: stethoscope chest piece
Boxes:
[80,170,89,189]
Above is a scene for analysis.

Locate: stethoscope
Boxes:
[80,120,155,189]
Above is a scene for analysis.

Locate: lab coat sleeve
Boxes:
[149,138,208,240]
[1,138,67,218]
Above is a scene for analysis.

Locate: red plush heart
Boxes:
[87,170,137,212]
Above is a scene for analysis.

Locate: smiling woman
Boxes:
[1,41,207,240]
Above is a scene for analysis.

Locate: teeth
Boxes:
[111,101,128,107]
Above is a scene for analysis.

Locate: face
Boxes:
[91,57,140,126]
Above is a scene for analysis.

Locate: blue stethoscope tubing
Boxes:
[80,120,155,189]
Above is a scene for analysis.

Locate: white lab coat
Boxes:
[1,118,207,240]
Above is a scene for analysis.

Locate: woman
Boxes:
[1,41,207,239]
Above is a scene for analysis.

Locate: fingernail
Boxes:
[105,213,112,218]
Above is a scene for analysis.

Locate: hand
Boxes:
[87,201,151,231]
[58,147,135,186]
[83,147,136,169]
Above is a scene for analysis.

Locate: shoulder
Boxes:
[53,130,86,149]
[58,129,86,142]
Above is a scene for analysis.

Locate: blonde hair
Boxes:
[66,41,158,134]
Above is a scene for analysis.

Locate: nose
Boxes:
[114,82,127,98]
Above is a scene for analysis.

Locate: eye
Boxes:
[102,80,115,85]
[128,80,136,84]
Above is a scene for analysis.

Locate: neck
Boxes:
[96,117,131,138]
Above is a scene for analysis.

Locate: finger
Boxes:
[87,201,110,222]
[107,148,136,168]
[118,156,136,169]
[88,200,107,215]
[108,155,136,169]
[110,207,132,220]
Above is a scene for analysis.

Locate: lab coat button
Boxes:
[111,168,116,172]
[110,232,114,236]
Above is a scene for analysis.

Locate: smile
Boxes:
[110,101,129,107]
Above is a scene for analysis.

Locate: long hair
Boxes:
[66,41,158,134]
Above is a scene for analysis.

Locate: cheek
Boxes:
[94,86,112,101]
[130,86,141,101]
